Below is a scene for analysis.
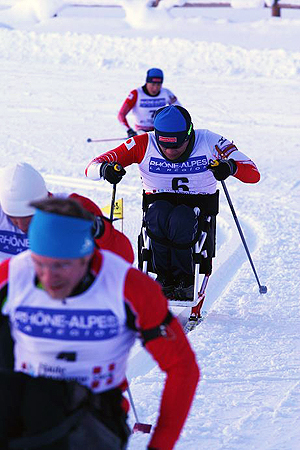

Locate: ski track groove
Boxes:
[44,173,137,194]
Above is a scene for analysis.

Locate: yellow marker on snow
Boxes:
[102,198,124,220]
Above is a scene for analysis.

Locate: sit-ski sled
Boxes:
[138,190,219,331]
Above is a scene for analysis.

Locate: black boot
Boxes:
[174,274,194,300]
[156,274,175,299]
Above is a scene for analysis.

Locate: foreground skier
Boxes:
[0,197,199,450]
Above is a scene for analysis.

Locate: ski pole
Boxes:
[110,184,117,222]
[221,180,267,294]
[127,385,152,434]
[87,137,127,143]
[109,164,125,221]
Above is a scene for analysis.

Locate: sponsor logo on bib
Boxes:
[14,307,119,341]
[0,231,29,255]
[149,156,208,174]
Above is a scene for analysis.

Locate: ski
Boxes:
[182,290,207,333]
[184,311,207,334]
[170,277,209,334]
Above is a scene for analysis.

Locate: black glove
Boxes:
[100,162,126,184]
[207,159,237,181]
[127,128,137,138]
[91,216,105,239]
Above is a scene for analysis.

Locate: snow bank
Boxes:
[121,0,172,29]
[0,28,299,79]
[0,0,65,24]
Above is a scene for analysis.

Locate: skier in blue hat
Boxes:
[0,196,199,450]
[86,105,260,300]
[117,68,181,138]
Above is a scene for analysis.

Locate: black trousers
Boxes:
[0,371,129,450]
[0,317,14,370]
[145,200,199,277]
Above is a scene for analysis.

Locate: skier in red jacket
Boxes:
[118,68,180,137]
[0,197,199,450]
[0,162,134,264]
[86,105,260,300]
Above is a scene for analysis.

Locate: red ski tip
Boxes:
[132,422,152,434]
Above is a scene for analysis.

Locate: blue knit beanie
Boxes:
[146,68,164,83]
[154,105,193,148]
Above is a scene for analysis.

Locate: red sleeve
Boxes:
[69,193,102,216]
[124,268,200,450]
[234,161,260,183]
[85,133,149,174]
[0,259,9,289]
[98,225,134,264]
[117,90,138,129]
[0,259,10,308]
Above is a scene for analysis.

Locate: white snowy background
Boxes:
[1,0,300,449]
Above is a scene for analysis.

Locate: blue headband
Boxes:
[29,209,95,259]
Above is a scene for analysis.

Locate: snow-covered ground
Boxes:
[1,2,300,449]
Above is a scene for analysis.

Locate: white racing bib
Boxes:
[138,130,226,195]
[3,250,136,393]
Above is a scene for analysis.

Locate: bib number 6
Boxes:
[172,177,189,192]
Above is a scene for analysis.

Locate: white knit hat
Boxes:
[0,162,48,217]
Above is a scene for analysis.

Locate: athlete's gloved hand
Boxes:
[100,162,126,184]
[207,159,237,181]
[91,215,105,239]
[127,128,137,138]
